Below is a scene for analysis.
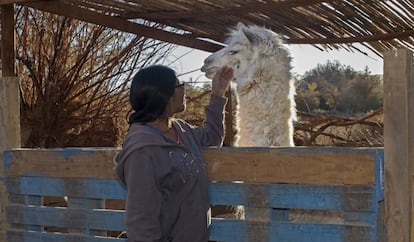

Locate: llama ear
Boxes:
[242,27,260,46]
[237,22,246,29]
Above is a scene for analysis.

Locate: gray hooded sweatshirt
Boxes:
[114,94,227,242]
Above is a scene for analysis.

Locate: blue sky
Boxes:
[171,43,383,83]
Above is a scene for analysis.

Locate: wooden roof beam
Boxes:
[286,29,414,45]
[0,0,39,5]
[23,1,224,52]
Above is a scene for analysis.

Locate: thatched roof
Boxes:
[4,0,414,56]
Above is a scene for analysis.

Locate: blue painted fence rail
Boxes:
[1,147,385,242]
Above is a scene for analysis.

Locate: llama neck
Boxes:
[234,69,295,147]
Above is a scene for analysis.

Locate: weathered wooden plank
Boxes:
[205,147,378,184]
[0,7,20,236]
[6,204,378,242]
[66,197,106,236]
[5,177,377,212]
[0,76,20,242]
[383,49,414,242]
[6,229,125,242]
[6,204,125,231]
[210,182,377,212]
[4,148,118,179]
[377,201,385,242]
[26,195,42,232]
[210,219,376,242]
[375,149,384,202]
[4,147,380,184]
[5,177,126,199]
[0,77,20,170]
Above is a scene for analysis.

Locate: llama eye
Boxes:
[228,50,238,55]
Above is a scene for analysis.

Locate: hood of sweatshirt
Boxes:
[113,122,179,184]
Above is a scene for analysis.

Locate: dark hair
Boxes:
[128,65,177,124]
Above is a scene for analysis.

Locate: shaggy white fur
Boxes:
[201,22,296,147]
[202,23,344,224]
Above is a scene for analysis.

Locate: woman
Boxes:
[114,64,233,242]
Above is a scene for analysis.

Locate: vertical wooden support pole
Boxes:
[0,4,18,242]
[384,49,414,242]
[1,4,16,77]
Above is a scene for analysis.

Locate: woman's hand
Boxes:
[211,66,233,97]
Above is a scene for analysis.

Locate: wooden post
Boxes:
[1,4,16,77]
[383,49,414,242]
[0,4,18,242]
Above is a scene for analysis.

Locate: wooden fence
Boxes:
[1,147,384,242]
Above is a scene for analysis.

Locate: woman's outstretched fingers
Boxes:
[212,66,233,97]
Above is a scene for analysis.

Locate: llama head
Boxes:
[201,22,290,88]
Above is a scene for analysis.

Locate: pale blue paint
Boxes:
[5,177,126,199]
[2,147,385,242]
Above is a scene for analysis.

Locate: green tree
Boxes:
[336,68,383,114]
[295,81,320,113]
[299,60,356,111]
[296,61,382,116]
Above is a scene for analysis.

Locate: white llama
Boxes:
[201,23,344,224]
[201,22,296,147]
